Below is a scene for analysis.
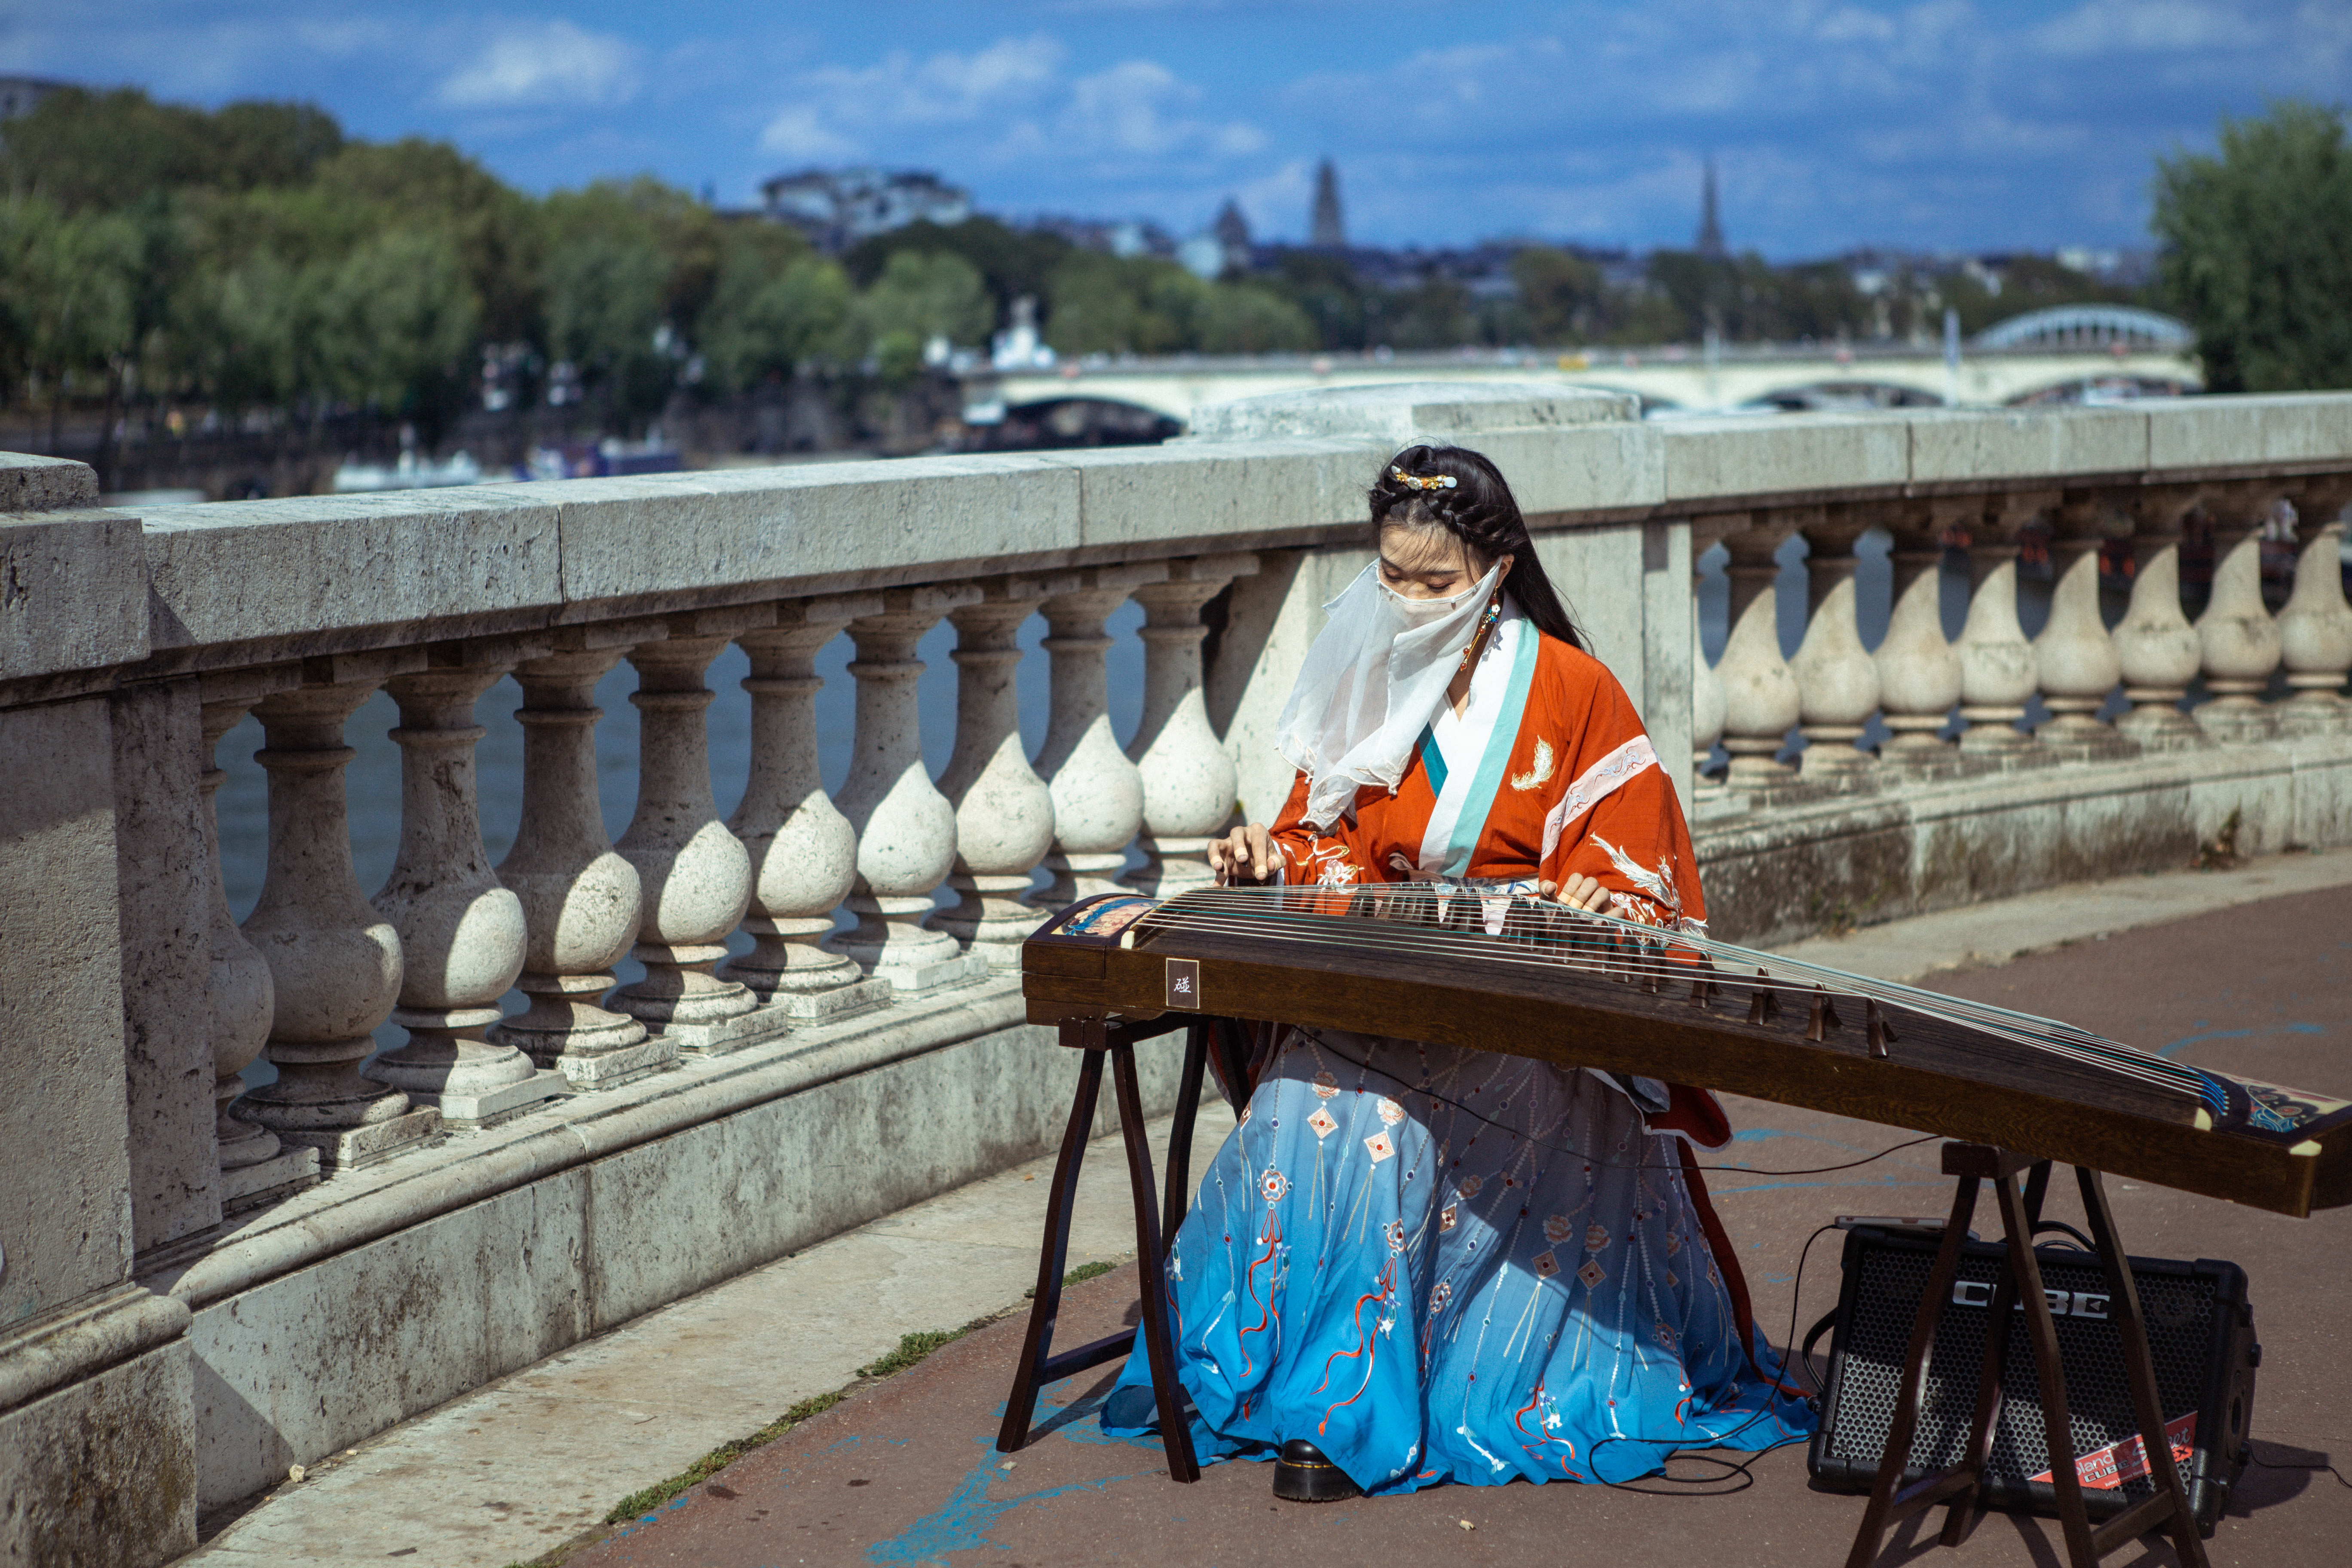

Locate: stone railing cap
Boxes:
[0,454,99,514]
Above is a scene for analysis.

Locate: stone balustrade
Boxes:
[7,387,2352,1566]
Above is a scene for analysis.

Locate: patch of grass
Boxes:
[600,1389,848,1525]
[2193,807,2244,871]
[1024,1259,1117,1300]
[854,1327,967,1380]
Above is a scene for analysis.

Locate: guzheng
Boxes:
[1020,880,2352,1219]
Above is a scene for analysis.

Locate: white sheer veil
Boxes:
[1272,559,1503,831]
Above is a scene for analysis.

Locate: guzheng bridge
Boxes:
[4,382,2351,1564]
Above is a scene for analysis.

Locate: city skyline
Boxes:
[4,1,2345,257]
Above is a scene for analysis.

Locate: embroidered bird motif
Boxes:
[1508,738,1556,792]
[1589,833,1684,917]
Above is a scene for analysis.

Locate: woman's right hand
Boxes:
[1208,823,1277,885]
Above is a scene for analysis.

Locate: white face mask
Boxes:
[1377,574,1491,627]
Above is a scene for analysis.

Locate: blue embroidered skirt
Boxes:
[1100,1029,1815,1491]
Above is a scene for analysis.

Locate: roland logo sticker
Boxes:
[1165,958,1201,1010]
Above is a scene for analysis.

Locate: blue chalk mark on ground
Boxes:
[1730,1127,1788,1141]
[866,1437,1151,1565]
[612,1494,695,1539]
[2159,1022,2327,1057]
[1032,1389,1162,1449]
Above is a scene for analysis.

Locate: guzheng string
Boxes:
[1151,883,2202,1100]
[1135,882,2222,1114]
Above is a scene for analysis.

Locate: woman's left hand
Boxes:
[1538,874,1611,912]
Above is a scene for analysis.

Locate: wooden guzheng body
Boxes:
[1021,881,2352,1218]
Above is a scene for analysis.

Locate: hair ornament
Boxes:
[1389,466,1458,492]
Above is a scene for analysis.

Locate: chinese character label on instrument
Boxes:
[1165,958,1201,1010]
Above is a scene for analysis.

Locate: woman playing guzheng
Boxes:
[1099,443,1815,1498]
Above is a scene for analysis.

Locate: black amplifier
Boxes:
[1807,1224,2258,1530]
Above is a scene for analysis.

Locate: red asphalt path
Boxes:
[567,884,2352,1568]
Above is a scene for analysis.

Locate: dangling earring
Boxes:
[1458,592,1503,670]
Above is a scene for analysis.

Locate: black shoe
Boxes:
[1272,1439,1362,1502]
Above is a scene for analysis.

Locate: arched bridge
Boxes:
[973,339,2202,428]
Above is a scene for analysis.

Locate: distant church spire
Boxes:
[1310,158,1346,250]
[1695,156,1727,258]
[1212,198,1253,272]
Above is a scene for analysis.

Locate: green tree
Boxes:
[1261,250,1369,350]
[0,86,342,212]
[1196,283,1316,354]
[543,178,725,342]
[700,246,853,392]
[854,249,994,386]
[2155,100,2352,392]
[860,249,993,359]
[1380,277,1474,350]
[2,200,141,445]
[313,230,479,433]
[318,139,539,343]
[842,216,1069,326]
[1043,251,1153,356]
[544,231,673,427]
[1512,247,1606,344]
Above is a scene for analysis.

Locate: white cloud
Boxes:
[756,33,1263,176]
[759,34,1064,157]
[759,104,861,162]
[440,20,639,109]
[2034,0,2253,56]
[1060,60,1264,158]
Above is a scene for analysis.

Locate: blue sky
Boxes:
[7,2,2346,256]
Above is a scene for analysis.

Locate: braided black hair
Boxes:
[1368,444,1586,650]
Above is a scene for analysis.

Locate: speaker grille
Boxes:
[1827,1243,2221,1510]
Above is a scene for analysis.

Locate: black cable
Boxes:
[1304,1031,1940,1179]
[1783,1225,1840,1397]
[2244,1442,2352,1490]
[1703,1136,1941,1179]
[1568,1222,1840,1495]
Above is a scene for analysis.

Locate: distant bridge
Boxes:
[973,336,2202,428]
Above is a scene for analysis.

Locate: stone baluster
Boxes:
[2034,490,2136,759]
[834,584,988,992]
[2113,487,2208,749]
[931,577,1065,966]
[1032,563,1169,904]
[1788,505,1878,784]
[1873,501,1965,772]
[361,646,564,1125]
[1688,519,1740,790]
[1955,489,2056,756]
[1691,616,1726,787]
[2194,481,2288,743]
[611,612,775,1055]
[233,665,437,1173]
[2277,477,2352,735]
[1128,554,1259,894]
[724,595,893,1017]
[490,642,666,1090]
[1712,513,1802,788]
[198,679,318,1210]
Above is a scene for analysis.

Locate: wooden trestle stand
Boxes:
[1845,1143,2210,1568]
[996,1015,1209,1482]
